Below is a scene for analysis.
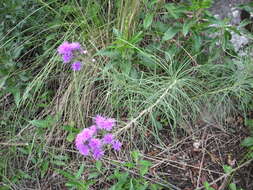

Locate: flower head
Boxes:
[92,148,104,160]
[102,133,114,144]
[57,42,72,55]
[77,144,90,156]
[88,138,102,151]
[89,125,97,134]
[75,129,94,156]
[75,128,93,146]
[69,42,81,50]
[94,115,115,131]
[57,42,82,63]
[112,140,122,151]
[75,115,122,160]
[62,53,73,63]
[71,61,82,71]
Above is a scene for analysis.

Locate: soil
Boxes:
[146,116,253,189]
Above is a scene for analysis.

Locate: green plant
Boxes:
[108,150,162,190]
[241,117,253,159]
[56,163,94,190]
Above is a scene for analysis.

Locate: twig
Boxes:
[196,128,208,189]
[0,142,29,146]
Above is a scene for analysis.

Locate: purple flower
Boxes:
[92,148,104,160]
[102,134,114,144]
[75,130,91,156]
[88,138,102,150]
[78,144,90,156]
[112,140,122,151]
[71,61,82,71]
[75,128,93,149]
[94,115,115,131]
[62,53,73,63]
[89,125,97,135]
[57,42,72,55]
[69,42,81,50]
[57,42,82,63]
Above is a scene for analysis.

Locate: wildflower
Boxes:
[112,140,122,151]
[75,128,93,154]
[57,42,81,63]
[82,50,88,54]
[92,58,96,62]
[70,42,81,50]
[92,148,104,160]
[71,61,82,71]
[77,144,90,156]
[88,138,102,150]
[76,128,92,144]
[75,115,122,160]
[62,53,73,63]
[57,42,72,55]
[89,125,97,134]
[94,115,115,131]
[102,133,114,144]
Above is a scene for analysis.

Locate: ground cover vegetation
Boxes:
[0,0,253,189]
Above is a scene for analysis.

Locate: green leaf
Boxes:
[123,162,135,169]
[13,45,24,59]
[56,169,75,180]
[223,165,233,174]
[88,172,100,179]
[52,160,66,166]
[66,133,75,142]
[53,155,69,161]
[203,181,215,190]
[162,27,180,41]
[150,184,162,190]
[193,32,202,52]
[139,160,152,176]
[63,124,79,132]
[29,116,55,129]
[75,164,85,178]
[0,76,8,89]
[9,88,21,107]
[143,13,154,29]
[241,137,253,147]
[229,183,237,190]
[222,30,232,49]
[131,150,140,163]
[18,170,33,179]
[183,20,194,36]
[96,160,102,172]
[119,60,132,76]
[245,119,253,127]
[40,161,49,178]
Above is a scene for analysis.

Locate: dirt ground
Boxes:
[147,116,253,189]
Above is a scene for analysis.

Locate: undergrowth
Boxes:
[1,0,253,189]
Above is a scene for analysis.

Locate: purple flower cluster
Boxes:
[57,41,84,71]
[75,115,122,160]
